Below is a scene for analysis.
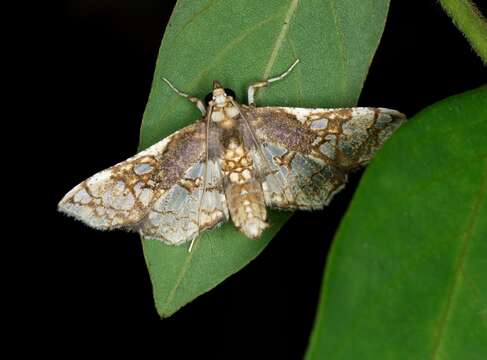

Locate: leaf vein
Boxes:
[163,250,194,314]
[263,0,300,78]
[176,0,222,40]
[328,0,348,97]
[430,160,487,359]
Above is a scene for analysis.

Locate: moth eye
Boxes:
[204,92,213,106]
[225,88,236,99]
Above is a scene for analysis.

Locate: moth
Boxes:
[58,60,406,251]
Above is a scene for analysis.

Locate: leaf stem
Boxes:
[438,0,487,65]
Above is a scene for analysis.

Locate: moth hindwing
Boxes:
[58,60,406,251]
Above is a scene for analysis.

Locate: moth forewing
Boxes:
[58,121,229,246]
[238,105,406,210]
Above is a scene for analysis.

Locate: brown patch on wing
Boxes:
[241,106,318,154]
[154,122,206,190]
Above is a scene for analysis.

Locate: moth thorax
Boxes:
[211,103,240,129]
[225,181,268,239]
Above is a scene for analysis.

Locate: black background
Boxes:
[27,0,485,357]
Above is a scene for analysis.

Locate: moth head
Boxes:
[205,81,236,107]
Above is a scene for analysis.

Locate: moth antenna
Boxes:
[247,59,300,106]
[267,59,300,84]
[162,77,207,116]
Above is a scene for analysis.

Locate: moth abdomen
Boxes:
[225,180,268,239]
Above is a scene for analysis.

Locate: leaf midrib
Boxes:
[430,161,487,359]
[163,248,195,315]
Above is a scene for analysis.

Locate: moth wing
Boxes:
[242,106,405,209]
[58,121,229,245]
[274,107,406,168]
[139,158,229,245]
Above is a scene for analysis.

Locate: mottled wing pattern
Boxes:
[140,158,228,245]
[58,121,228,245]
[242,106,406,210]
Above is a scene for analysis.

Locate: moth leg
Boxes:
[247,59,300,106]
[189,236,197,252]
[163,77,207,116]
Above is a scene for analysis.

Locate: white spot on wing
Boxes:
[86,171,111,197]
[310,118,328,129]
[74,188,92,204]
[134,163,153,175]
[138,188,153,207]
[282,107,311,123]
[320,135,337,159]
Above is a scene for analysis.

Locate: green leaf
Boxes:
[306,87,487,359]
[138,0,391,317]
